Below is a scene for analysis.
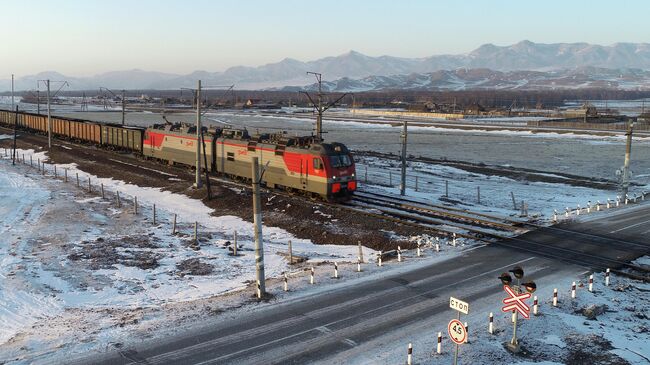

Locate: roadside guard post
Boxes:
[448,296,469,365]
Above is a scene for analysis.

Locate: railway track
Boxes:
[2,126,648,282]
[353,191,524,231]
[350,189,650,282]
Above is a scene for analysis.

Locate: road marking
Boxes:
[609,219,650,234]
[316,326,333,334]
[183,256,538,365]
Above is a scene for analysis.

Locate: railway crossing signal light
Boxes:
[510,266,524,279]
[499,266,537,353]
[498,272,513,286]
[522,281,537,293]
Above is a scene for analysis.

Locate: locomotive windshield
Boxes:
[329,154,353,168]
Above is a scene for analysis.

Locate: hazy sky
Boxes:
[1,0,649,78]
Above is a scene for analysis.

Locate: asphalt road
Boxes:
[76,202,650,365]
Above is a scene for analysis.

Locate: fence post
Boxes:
[116,191,121,208]
[76,173,79,187]
[172,213,177,235]
[134,196,138,214]
[415,175,418,192]
[194,221,198,244]
[445,180,449,197]
[101,183,105,199]
[153,204,156,225]
[64,168,67,182]
[88,177,92,192]
[288,240,293,265]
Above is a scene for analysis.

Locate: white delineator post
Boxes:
[310,266,315,284]
[436,332,442,354]
[378,251,382,267]
[452,232,457,246]
[417,241,421,257]
[357,240,364,263]
[553,288,558,307]
[588,275,594,292]
[488,312,494,334]
[333,262,339,279]
[407,343,413,365]
[565,207,570,217]
[571,282,576,299]
[596,201,601,211]
[357,257,362,272]
[533,296,538,315]
[397,246,402,262]
[605,269,610,286]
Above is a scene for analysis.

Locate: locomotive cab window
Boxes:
[313,158,323,170]
[227,152,235,161]
[329,155,352,168]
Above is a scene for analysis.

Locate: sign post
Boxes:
[498,266,536,353]
[448,297,469,365]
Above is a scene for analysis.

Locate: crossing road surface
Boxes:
[78,203,650,365]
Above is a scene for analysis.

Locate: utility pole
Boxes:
[302,72,347,141]
[12,106,18,166]
[400,121,408,196]
[621,120,634,198]
[11,74,14,111]
[46,80,51,149]
[251,156,266,298]
[195,80,202,188]
[309,72,323,140]
[121,89,126,125]
[39,79,68,149]
[99,87,126,124]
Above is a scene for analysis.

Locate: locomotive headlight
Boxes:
[332,176,337,179]
[352,173,355,177]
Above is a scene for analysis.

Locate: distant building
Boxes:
[243,99,281,109]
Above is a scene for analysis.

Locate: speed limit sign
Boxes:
[448,319,467,345]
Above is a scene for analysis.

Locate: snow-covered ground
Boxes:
[1,134,648,363]
[353,258,650,365]
[0,147,469,363]
[355,155,648,223]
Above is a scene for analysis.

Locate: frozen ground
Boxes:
[349,257,650,365]
[1,129,649,363]
[0,148,471,363]
[355,155,649,223]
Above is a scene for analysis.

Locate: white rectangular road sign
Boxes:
[449,297,470,314]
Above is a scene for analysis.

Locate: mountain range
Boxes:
[2,41,650,92]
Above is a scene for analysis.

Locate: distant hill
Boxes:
[279,67,650,92]
[2,41,650,91]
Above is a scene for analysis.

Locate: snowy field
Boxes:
[355,155,649,223]
[1,130,649,363]
[1,147,476,363]
[337,258,650,365]
[0,148,386,362]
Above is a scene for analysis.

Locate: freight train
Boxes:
[0,109,357,200]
